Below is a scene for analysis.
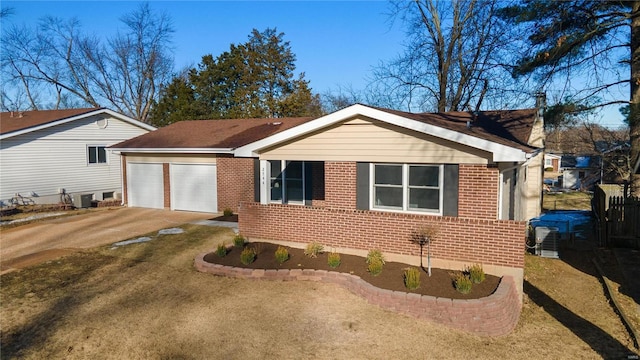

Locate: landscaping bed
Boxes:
[202,241,499,300]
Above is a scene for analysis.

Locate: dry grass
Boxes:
[1,224,638,359]
[543,191,592,211]
[0,207,102,229]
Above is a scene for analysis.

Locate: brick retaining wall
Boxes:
[195,253,521,337]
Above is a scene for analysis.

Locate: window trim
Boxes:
[268,160,305,205]
[87,145,108,165]
[370,163,443,215]
[545,158,552,167]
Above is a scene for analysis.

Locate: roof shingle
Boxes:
[372,106,538,152]
[111,117,314,149]
[0,108,102,135]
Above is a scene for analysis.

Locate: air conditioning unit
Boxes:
[535,226,560,259]
[73,194,94,208]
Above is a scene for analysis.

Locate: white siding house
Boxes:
[0,108,155,207]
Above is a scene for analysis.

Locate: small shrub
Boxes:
[274,246,289,264]
[327,252,341,268]
[223,208,233,217]
[367,257,384,276]
[466,263,485,284]
[215,243,227,257]
[453,272,472,294]
[233,234,246,247]
[404,267,421,290]
[366,249,385,265]
[304,242,324,258]
[240,247,256,265]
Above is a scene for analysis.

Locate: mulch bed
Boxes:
[203,242,500,300]
[209,214,238,222]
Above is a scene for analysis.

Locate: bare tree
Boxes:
[0,6,13,19]
[0,3,173,122]
[372,0,526,113]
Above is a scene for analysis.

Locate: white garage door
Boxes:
[127,163,164,209]
[170,164,217,213]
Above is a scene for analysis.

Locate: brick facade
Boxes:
[217,156,255,213]
[458,164,499,219]
[323,162,356,209]
[239,161,526,269]
[163,163,170,208]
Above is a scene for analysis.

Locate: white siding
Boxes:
[0,114,150,205]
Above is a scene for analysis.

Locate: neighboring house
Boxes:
[111,104,545,298]
[0,108,155,207]
[544,153,561,172]
[560,155,601,190]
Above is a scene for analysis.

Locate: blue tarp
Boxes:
[529,210,593,240]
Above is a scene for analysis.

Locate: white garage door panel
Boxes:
[171,164,217,213]
[127,163,164,209]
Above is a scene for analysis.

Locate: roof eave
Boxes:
[235,104,536,162]
[109,148,234,154]
[0,108,155,140]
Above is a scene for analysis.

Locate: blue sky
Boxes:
[3,1,405,97]
[2,1,628,128]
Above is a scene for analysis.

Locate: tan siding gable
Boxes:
[260,116,490,164]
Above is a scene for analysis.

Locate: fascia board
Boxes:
[101,109,157,131]
[109,148,234,154]
[0,108,156,140]
[359,107,528,162]
[235,104,528,162]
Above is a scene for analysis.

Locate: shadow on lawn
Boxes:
[0,252,115,359]
[524,280,633,358]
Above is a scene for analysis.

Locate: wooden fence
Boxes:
[605,196,640,248]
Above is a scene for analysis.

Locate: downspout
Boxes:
[535,92,547,216]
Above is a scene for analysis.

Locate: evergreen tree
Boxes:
[500,1,640,193]
[149,28,322,126]
[148,74,198,127]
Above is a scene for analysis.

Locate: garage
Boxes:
[170,163,218,213]
[127,163,164,209]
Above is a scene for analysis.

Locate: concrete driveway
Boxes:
[0,207,215,273]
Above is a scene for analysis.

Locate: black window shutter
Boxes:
[253,159,260,202]
[443,164,459,217]
[304,162,313,206]
[356,162,370,210]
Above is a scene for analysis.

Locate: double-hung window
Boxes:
[269,160,304,204]
[88,146,107,165]
[372,163,442,213]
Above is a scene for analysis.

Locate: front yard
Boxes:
[1,224,637,359]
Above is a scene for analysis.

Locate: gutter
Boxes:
[109,148,235,155]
